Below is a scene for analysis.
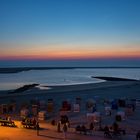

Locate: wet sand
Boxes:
[0,78,140,106]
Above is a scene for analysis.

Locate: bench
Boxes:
[0,120,16,127]
[21,121,37,129]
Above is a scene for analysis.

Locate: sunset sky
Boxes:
[0,0,140,67]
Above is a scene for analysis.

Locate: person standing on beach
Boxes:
[57,121,61,132]
[36,121,39,136]
[63,123,68,140]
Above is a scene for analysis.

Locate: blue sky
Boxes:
[0,0,140,67]
[1,0,140,43]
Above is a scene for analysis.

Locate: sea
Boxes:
[0,68,140,91]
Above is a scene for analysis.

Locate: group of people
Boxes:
[56,115,72,140]
[57,121,69,140]
[21,117,37,128]
[76,122,94,135]
[0,115,16,127]
[0,115,11,121]
[56,115,70,140]
[104,122,125,138]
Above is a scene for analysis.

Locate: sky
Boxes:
[0,0,140,67]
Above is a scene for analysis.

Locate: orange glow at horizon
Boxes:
[0,50,140,60]
[0,44,140,60]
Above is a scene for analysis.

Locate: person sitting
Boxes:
[32,118,36,126]
[51,119,56,126]
[81,125,87,135]
[76,125,81,133]
[89,122,94,135]
[112,122,119,135]
[8,116,12,122]
[5,116,8,120]
[25,118,30,128]
[66,120,70,128]
[118,128,126,135]
[29,118,32,124]
[104,125,112,138]
[7,116,13,126]
[22,117,26,123]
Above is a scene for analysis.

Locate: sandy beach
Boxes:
[0,78,140,100]
[0,78,140,140]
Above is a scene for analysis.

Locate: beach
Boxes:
[0,77,140,140]
[0,77,140,100]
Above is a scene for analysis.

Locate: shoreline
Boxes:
[0,76,139,93]
[0,80,140,99]
[0,66,140,74]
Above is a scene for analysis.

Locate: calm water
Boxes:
[0,68,140,91]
